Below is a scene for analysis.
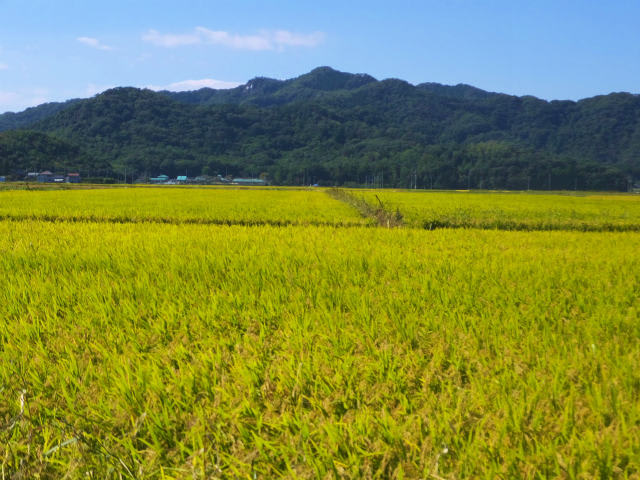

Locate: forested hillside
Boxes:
[1,67,638,189]
[0,99,82,132]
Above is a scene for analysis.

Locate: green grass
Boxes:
[1,218,639,478]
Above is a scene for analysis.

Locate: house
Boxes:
[232,178,267,186]
[149,174,169,184]
[176,175,188,183]
[66,173,81,183]
[0,176,6,182]
[37,171,53,182]
[193,175,209,184]
[52,175,66,183]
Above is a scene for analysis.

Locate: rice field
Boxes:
[1,186,639,479]
[0,187,370,226]
[355,189,640,231]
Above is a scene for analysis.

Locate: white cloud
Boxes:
[142,27,325,51]
[77,36,113,51]
[272,30,325,48]
[147,78,241,91]
[195,28,272,50]
[142,30,200,47]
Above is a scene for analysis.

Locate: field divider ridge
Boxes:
[326,189,404,228]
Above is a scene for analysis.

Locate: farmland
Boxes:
[1,186,639,479]
[0,187,369,226]
[355,189,640,231]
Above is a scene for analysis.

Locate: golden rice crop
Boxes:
[0,187,370,226]
[355,189,640,230]
[1,219,638,478]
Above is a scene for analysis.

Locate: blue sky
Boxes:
[1,0,639,113]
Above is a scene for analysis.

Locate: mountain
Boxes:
[0,67,638,190]
[416,82,498,100]
[0,99,82,132]
[163,66,378,107]
[0,130,101,175]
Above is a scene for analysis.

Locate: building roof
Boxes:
[177,175,187,181]
[67,173,80,176]
[40,171,53,175]
[233,178,266,183]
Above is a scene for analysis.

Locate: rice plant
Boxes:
[0,187,370,226]
[1,215,638,478]
[355,189,640,231]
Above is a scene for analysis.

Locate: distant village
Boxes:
[146,174,268,186]
[22,171,82,183]
[1,172,268,186]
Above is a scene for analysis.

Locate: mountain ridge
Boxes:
[1,66,639,190]
[3,66,638,123]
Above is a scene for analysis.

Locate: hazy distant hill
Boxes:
[1,67,638,189]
